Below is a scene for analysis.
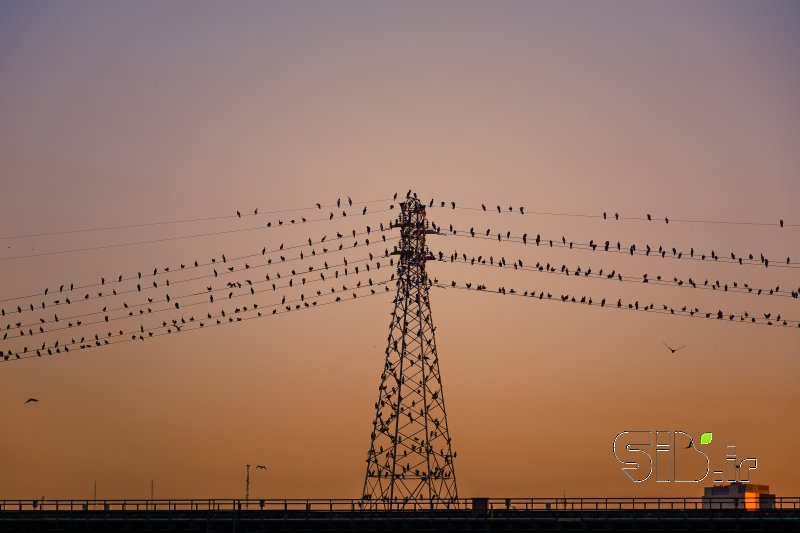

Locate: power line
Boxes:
[0,196,396,240]
[2,279,395,363]
[1,225,397,309]
[4,250,395,338]
[433,282,800,329]
[429,249,800,300]
[424,199,796,228]
[429,224,799,269]
[0,206,396,262]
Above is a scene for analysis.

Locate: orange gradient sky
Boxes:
[1,1,798,500]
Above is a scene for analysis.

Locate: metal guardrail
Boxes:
[1,497,799,512]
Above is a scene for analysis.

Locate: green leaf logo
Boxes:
[700,432,713,445]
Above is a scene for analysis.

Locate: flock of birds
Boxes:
[422,197,790,229]
[427,222,797,269]
[2,233,401,362]
[7,278,396,364]
[233,196,394,227]
[3,221,397,309]
[1,202,417,367]
[3,191,796,381]
[431,247,798,300]
[433,280,799,328]
[2,227,398,333]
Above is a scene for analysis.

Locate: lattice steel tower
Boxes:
[362,194,458,509]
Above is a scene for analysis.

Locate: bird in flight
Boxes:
[663,342,686,354]
[255,465,267,470]
[25,398,39,404]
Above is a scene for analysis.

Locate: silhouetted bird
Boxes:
[237,211,241,218]
[25,398,39,404]
[663,342,685,354]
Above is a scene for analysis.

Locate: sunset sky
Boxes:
[1,1,798,501]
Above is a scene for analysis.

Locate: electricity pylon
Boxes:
[362,194,458,509]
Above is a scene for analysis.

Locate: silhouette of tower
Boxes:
[362,194,458,509]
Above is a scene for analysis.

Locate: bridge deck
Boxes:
[2,509,800,532]
[3,498,800,532]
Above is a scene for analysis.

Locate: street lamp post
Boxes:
[245,463,267,507]
[245,464,251,501]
